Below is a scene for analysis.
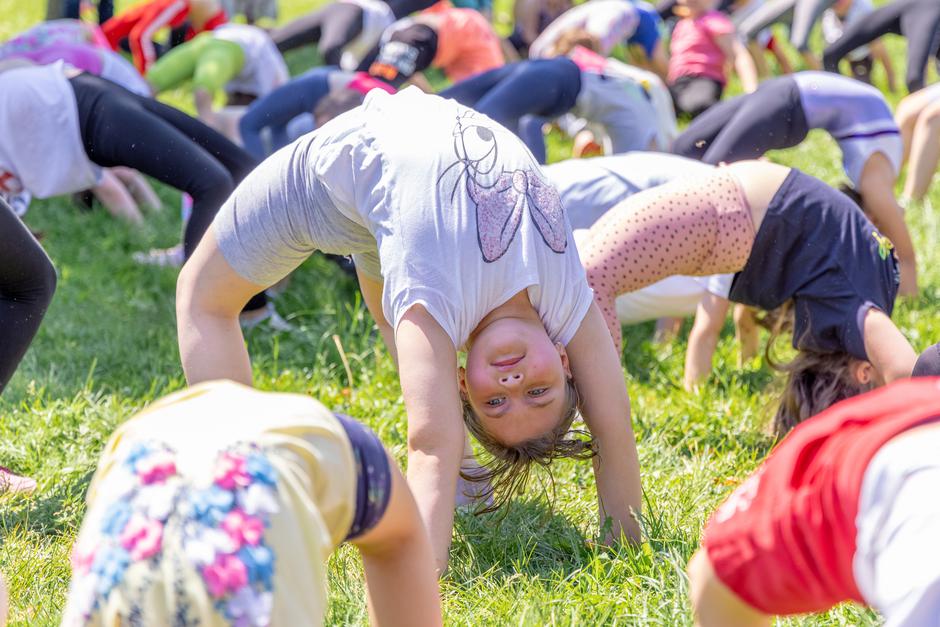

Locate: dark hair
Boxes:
[460,378,596,514]
[765,308,873,438]
[313,89,366,128]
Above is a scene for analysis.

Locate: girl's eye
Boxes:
[528,387,548,397]
[486,397,505,407]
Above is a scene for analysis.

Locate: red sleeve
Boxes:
[127,0,188,73]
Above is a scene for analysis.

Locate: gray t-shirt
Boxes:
[215,87,594,348]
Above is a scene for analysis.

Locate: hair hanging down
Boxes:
[548,28,602,57]
[765,306,873,438]
[460,378,596,514]
[313,89,366,129]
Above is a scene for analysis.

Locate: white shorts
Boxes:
[854,422,940,627]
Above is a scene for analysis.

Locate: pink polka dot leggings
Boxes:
[580,169,757,350]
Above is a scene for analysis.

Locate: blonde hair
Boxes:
[547,28,602,57]
[460,378,596,514]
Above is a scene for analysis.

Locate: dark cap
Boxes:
[369,23,438,87]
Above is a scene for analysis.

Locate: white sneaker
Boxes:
[132,244,185,268]
[240,303,293,332]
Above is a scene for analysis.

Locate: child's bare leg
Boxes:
[91,169,143,225]
[653,317,683,344]
[110,167,162,211]
[747,41,770,78]
[688,550,771,627]
[769,42,793,74]
[800,49,820,71]
[903,100,940,201]
[895,88,935,164]
[733,304,761,365]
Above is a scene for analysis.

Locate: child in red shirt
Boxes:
[688,377,940,626]
[102,0,227,73]
[667,0,757,117]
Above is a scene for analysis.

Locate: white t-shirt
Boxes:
[212,24,289,97]
[793,71,901,187]
[0,62,100,199]
[530,0,639,58]
[340,0,395,71]
[552,153,732,324]
[215,88,594,349]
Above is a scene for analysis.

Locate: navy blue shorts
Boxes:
[729,169,899,360]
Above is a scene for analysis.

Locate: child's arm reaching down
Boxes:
[566,302,642,544]
[395,305,466,574]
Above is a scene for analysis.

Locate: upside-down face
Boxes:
[460,317,572,447]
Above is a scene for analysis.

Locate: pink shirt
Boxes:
[667,10,734,85]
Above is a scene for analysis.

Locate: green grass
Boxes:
[1,1,938,624]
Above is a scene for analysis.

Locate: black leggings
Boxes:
[271,2,363,66]
[672,76,809,163]
[69,73,265,310]
[823,0,940,93]
[669,75,724,119]
[69,73,255,259]
[0,198,56,394]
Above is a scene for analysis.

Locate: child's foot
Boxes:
[132,244,185,268]
[240,302,293,332]
[455,465,494,510]
[0,467,36,494]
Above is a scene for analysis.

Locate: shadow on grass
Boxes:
[449,498,591,583]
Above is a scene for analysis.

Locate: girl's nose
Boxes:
[499,372,523,386]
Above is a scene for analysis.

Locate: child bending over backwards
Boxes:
[146,24,288,136]
[580,161,918,434]
[439,32,673,163]
[176,87,642,573]
[60,381,442,626]
[545,152,755,390]
[689,376,940,626]
[673,71,919,296]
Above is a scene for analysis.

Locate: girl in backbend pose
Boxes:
[545,152,749,390]
[580,160,917,432]
[176,87,643,573]
[145,24,288,136]
[439,33,673,163]
[61,380,442,626]
[673,71,918,296]
[0,63,270,320]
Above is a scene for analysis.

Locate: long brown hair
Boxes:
[460,378,596,514]
[765,304,873,438]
